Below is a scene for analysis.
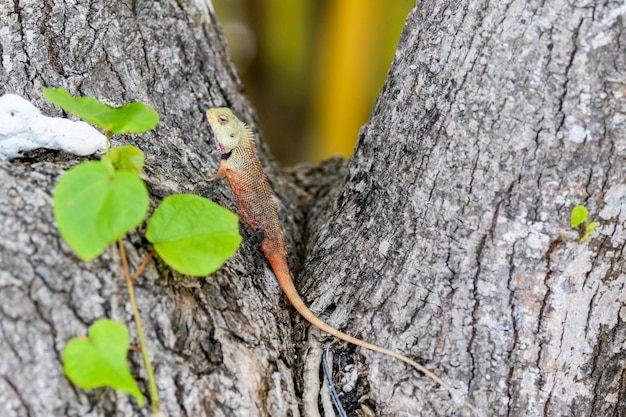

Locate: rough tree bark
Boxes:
[1,1,625,417]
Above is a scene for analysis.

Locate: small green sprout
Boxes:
[570,205,599,242]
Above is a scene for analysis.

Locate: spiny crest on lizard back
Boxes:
[205,108,254,154]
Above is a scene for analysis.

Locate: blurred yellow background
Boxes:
[213,0,414,165]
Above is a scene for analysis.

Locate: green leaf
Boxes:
[43,87,159,134]
[102,145,145,174]
[53,161,149,260]
[63,319,144,405]
[581,221,600,242]
[570,205,588,228]
[146,194,241,276]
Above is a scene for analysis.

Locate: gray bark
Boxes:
[1,1,625,417]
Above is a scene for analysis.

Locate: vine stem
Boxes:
[117,239,160,414]
[131,248,155,282]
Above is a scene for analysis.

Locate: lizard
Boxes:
[205,107,483,416]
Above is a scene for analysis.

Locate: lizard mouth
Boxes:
[216,142,226,154]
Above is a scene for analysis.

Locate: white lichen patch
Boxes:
[0,94,106,160]
[568,124,586,144]
[599,184,626,220]
[378,239,391,257]
[599,184,626,245]
[525,229,549,250]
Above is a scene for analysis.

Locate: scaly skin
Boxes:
[206,107,482,416]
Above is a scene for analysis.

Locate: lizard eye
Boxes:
[217,114,229,125]
[229,133,235,138]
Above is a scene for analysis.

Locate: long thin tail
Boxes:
[267,254,484,417]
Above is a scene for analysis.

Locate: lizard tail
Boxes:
[266,253,484,417]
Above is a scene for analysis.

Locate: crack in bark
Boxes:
[43,0,63,75]
[467,148,480,200]
[451,0,485,95]
[505,240,519,417]
[588,333,604,413]
[555,18,584,134]
[613,367,626,417]
[466,229,488,393]
[12,0,31,68]
[543,311,567,416]
[432,270,456,367]
[130,0,151,75]
[26,273,62,364]
[583,236,605,288]
[584,285,600,341]
[0,318,22,362]
[535,234,562,391]
[531,123,544,161]
[543,386,552,417]
[3,375,33,417]
[171,373,189,416]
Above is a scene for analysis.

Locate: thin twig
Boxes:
[131,248,155,282]
[118,239,160,413]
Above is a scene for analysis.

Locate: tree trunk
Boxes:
[1,1,625,417]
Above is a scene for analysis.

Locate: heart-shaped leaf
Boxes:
[43,87,159,134]
[146,194,241,276]
[102,145,145,174]
[53,161,149,260]
[63,319,143,405]
[570,205,588,228]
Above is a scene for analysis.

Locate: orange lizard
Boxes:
[205,107,482,416]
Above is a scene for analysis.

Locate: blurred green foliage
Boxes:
[214,0,414,164]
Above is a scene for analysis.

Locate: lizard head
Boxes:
[205,107,252,154]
